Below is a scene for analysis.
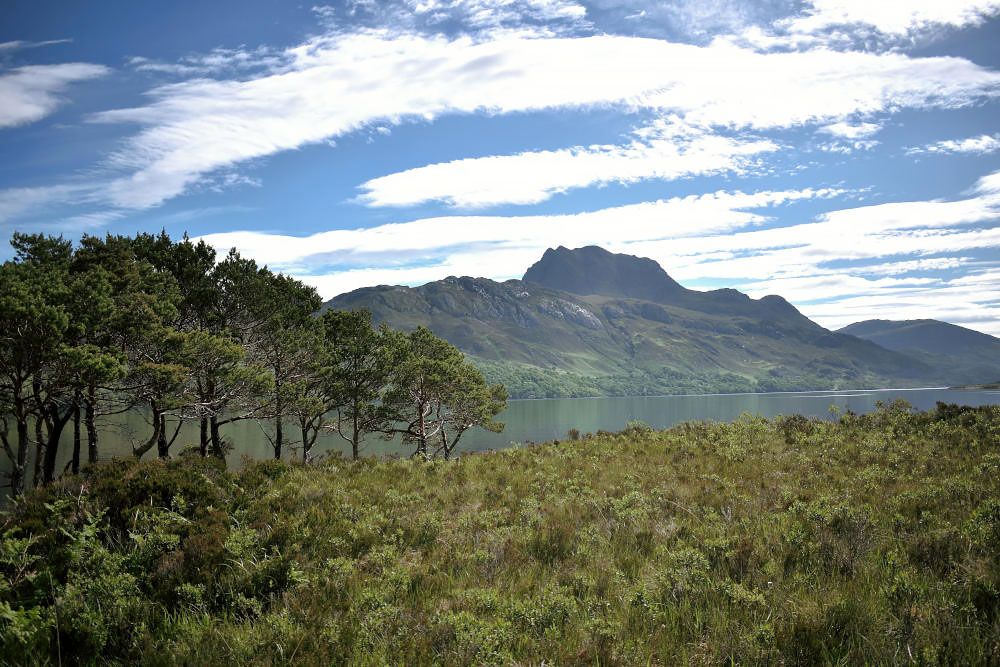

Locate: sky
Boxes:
[1,1,999,336]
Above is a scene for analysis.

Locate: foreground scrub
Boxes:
[2,401,999,665]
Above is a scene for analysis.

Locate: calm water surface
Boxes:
[12,387,998,474]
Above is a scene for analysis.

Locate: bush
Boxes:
[1,406,998,664]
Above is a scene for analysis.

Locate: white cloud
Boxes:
[817,139,879,154]
[908,133,1000,156]
[820,121,881,139]
[0,175,257,233]
[0,63,109,128]
[200,182,1000,295]
[835,257,969,276]
[783,0,1000,37]
[197,169,1000,336]
[359,120,779,207]
[976,170,1000,195]
[0,183,98,223]
[651,0,762,41]
[198,186,842,289]
[312,0,588,35]
[407,0,587,27]
[0,39,72,52]
[731,1,1000,52]
[126,46,286,77]
[795,271,1000,336]
[83,30,1000,210]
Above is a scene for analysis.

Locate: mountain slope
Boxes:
[523,245,687,303]
[838,319,1000,383]
[325,247,952,397]
[838,319,1000,356]
[524,245,809,322]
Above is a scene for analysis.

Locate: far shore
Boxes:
[508,385,954,402]
[949,381,1000,390]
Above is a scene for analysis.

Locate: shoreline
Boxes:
[506,385,955,402]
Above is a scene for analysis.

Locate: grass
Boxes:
[2,401,999,665]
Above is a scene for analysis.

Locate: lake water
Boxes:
[7,387,998,476]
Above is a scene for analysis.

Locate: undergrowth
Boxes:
[1,400,998,665]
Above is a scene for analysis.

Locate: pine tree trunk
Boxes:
[12,418,29,497]
[209,416,224,459]
[71,398,81,474]
[301,423,310,463]
[274,415,282,459]
[156,413,169,459]
[85,385,98,464]
[133,402,162,459]
[32,415,44,486]
[352,412,359,460]
[199,417,209,457]
[417,405,428,459]
[41,407,72,485]
[273,371,283,458]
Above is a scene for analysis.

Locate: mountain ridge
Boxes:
[523,245,808,322]
[838,318,1000,383]
[324,246,987,398]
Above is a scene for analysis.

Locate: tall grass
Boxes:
[2,401,998,665]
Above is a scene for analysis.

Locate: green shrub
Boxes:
[1,406,998,664]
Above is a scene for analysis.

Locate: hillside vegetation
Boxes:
[839,319,1000,383]
[327,246,1000,398]
[2,401,999,665]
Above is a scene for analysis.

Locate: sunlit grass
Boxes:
[2,402,998,664]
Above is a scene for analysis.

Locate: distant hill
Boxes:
[524,245,807,321]
[324,246,962,398]
[838,319,1000,383]
[523,245,687,303]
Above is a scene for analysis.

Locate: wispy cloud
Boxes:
[358,119,779,208]
[784,270,1000,336]
[731,0,1000,51]
[197,186,843,287]
[125,46,286,77]
[907,133,1000,156]
[77,29,1000,212]
[0,63,109,128]
[197,169,1000,335]
[0,39,72,52]
[0,183,99,223]
[820,121,881,139]
[314,0,588,33]
[781,0,1000,38]
[409,0,587,27]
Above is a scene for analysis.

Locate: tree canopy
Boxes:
[0,232,506,497]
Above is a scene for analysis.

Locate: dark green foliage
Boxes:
[319,309,400,460]
[0,455,298,665]
[3,231,503,496]
[1,403,998,664]
[385,326,507,459]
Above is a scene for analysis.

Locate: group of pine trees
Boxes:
[0,232,507,497]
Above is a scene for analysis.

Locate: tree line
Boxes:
[0,232,507,497]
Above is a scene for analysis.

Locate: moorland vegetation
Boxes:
[2,401,998,664]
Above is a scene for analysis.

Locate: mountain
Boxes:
[838,319,1000,383]
[524,245,811,322]
[523,245,687,303]
[324,246,953,398]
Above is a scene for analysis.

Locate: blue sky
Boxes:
[1,0,999,335]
